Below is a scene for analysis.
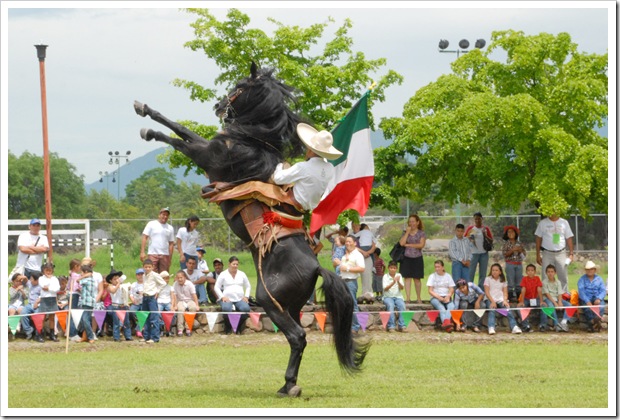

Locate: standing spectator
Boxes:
[176,215,201,269]
[502,225,526,302]
[541,265,570,332]
[333,235,366,334]
[184,256,205,305]
[39,262,60,342]
[107,269,132,342]
[157,271,173,336]
[353,223,377,299]
[516,264,543,332]
[331,236,346,275]
[535,214,575,293]
[427,260,456,333]
[465,212,494,289]
[140,259,167,343]
[140,207,175,273]
[373,248,385,302]
[130,268,145,338]
[454,279,486,333]
[382,260,406,332]
[56,276,69,310]
[20,271,43,342]
[484,263,521,335]
[9,273,28,316]
[214,256,252,335]
[171,270,199,336]
[399,215,426,303]
[82,257,104,336]
[67,259,82,339]
[448,224,472,285]
[577,261,607,333]
[16,218,49,279]
[326,226,349,251]
[95,270,112,337]
[78,264,97,344]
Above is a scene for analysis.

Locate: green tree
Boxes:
[161,8,403,175]
[376,30,608,218]
[8,151,86,219]
[124,167,178,213]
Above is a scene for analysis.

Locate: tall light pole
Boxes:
[108,150,131,200]
[99,170,113,194]
[438,38,486,58]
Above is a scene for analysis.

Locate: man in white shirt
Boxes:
[272,123,342,212]
[184,256,205,305]
[535,214,575,293]
[16,218,49,278]
[140,207,175,273]
[333,235,366,333]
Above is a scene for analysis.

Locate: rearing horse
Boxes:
[134,63,368,397]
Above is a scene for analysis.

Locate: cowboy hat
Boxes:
[584,261,597,270]
[296,123,343,160]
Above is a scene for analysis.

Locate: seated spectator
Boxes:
[214,256,252,335]
[20,272,43,342]
[382,260,406,332]
[171,270,199,337]
[185,256,206,305]
[541,264,570,332]
[157,271,173,337]
[484,263,521,335]
[106,269,132,342]
[39,262,60,342]
[454,279,485,333]
[517,264,543,332]
[205,257,224,304]
[8,273,28,316]
[130,268,145,337]
[427,260,456,333]
[577,261,607,333]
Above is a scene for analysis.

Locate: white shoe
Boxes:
[488,327,495,335]
[70,335,81,342]
[559,320,569,332]
[512,326,522,334]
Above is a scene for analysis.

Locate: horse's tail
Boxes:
[319,267,370,374]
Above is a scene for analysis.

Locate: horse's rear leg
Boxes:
[268,310,306,397]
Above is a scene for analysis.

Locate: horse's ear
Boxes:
[250,61,258,79]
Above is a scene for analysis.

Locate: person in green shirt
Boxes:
[541,265,570,332]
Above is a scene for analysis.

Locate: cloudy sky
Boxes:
[1,1,613,184]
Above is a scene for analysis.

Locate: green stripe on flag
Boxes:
[330,91,370,166]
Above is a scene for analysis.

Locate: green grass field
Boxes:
[7,331,609,409]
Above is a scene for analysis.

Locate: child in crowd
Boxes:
[56,276,69,310]
[382,260,406,332]
[454,279,486,332]
[332,235,346,276]
[541,264,570,332]
[130,268,145,337]
[517,264,543,332]
[106,269,132,342]
[39,262,60,342]
[427,260,456,333]
[8,273,28,316]
[140,259,167,343]
[484,263,521,335]
[79,264,97,343]
[157,271,173,336]
[448,224,472,285]
[373,248,385,302]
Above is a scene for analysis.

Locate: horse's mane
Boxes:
[209,67,306,183]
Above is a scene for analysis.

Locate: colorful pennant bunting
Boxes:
[379,312,391,329]
[136,311,150,330]
[314,312,327,332]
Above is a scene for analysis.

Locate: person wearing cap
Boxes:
[272,123,342,212]
[501,225,526,302]
[176,215,201,270]
[534,214,575,294]
[16,218,50,279]
[205,257,223,304]
[140,207,175,273]
[156,271,173,337]
[106,269,132,342]
[464,212,494,289]
[577,261,606,332]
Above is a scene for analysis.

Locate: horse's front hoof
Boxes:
[277,385,302,398]
[134,100,147,117]
[140,128,155,141]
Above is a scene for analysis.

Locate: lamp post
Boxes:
[108,150,131,200]
[99,170,115,194]
[438,38,486,58]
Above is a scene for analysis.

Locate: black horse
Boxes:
[134,63,368,397]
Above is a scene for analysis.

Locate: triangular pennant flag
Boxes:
[206,313,219,332]
[116,310,126,324]
[8,316,20,335]
[70,310,84,331]
[249,312,261,328]
[31,313,46,333]
[541,307,557,321]
[400,311,414,327]
[314,312,327,332]
[563,306,577,318]
[228,313,241,333]
[519,308,531,321]
[496,308,508,317]
[426,310,439,324]
[161,312,174,332]
[184,313,197,332]
[590,305,602,319]
[450,310,463,327]
[56,311,69,333]
[136,311,150,330]
[474,309,486,319]
[272,322,279,333]
[94,310,107,330]
[379,312,391,329]
[356,312,369,332]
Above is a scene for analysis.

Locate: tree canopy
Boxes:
[375,30,608,218]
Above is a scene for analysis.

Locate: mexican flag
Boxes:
[309,91,374,236]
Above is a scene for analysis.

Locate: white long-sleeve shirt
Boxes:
[272,157,335,211]
[214,269,251,302]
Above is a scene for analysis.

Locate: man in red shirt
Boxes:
[517,264,543,332]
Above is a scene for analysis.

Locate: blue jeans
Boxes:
[383,296,406,329]
[430,297,455,323]
[194,284,207,305]
[20,304,38,337]
[518,297,543,329]
[579,299,606,326]
[459,300,483,327]
[80,305,95,340]
[470,252,489,289]
[68,293,80,337]
[345,280,361,332]
[158,302,172,333]
[485,300,517,330]
[141,295,160,341]
[129,303,142,333]
[542,298,571,327]
[111,304,132,340]
[451,261,470,283]
[504,263,523,296]
[220,300,251,333]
